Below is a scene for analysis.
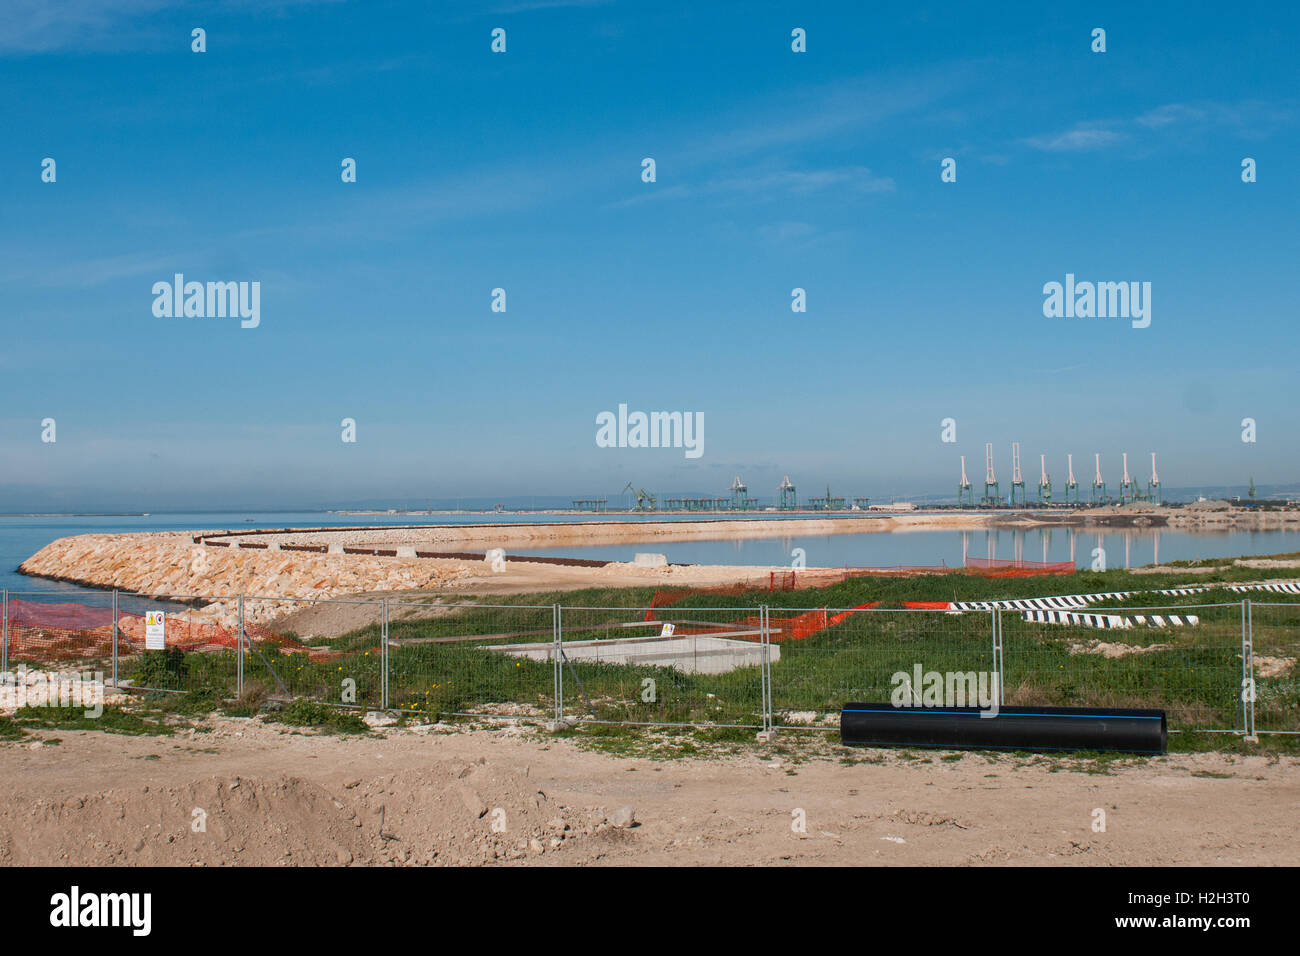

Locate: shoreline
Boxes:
[14,507,1299,621]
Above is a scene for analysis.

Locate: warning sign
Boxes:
[145,611,166,650]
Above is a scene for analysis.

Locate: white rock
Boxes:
[611,805,636,829]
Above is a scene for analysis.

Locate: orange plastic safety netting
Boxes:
[3,598,309,664]
[962,557,1075,577]
[644,592,879,643]
[4,599,117,662]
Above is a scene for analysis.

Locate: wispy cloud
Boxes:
[718,167,895,195]
[0,0,172,53]
[606,165,894,210]
[1135,99,1296,137]
[1134,103,1209,128]
[1023,122,1123,152]
[688,68,971,164]
[1025,99,1296,153]
[0,0,340,54]
[0,249,180,287]
[756,221,817,244]
[491,0,612,12]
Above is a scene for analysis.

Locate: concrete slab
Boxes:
[486,633,778,675]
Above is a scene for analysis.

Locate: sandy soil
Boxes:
[1,719,1294,866]
[1129,565,1222,575]
[206,514,1003,550]
[1131,558,1300,575]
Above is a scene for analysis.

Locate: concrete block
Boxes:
[488,633,778,675]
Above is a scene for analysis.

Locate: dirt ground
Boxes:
[0,718,1295,866]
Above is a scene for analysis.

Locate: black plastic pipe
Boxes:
[840,703,1166,754]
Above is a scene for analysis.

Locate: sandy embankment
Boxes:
[204,513,1003,550]
[13,508,1194,629]
[17,525,837,627]
[1,719,1295,866]
[17,532,470,626]
[15,515,1002,614]
[17,512,993,595]
[1167,507,1300,531]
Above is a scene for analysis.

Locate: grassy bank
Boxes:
[74,557,1296,745]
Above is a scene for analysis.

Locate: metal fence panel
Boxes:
[232,596,383,709]
[768,607,996,731]
[1,589,118,674]
[114,593,241,695]
[1246,602,1300,734]
[0,586,1292,737]
[558,604,769,728]
[1001,601,1246,732]
[382,600,556,721]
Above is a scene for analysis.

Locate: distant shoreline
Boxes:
[0,513,152,518]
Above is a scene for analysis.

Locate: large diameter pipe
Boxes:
[840,703,1166,754]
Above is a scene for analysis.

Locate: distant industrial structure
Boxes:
[574,474,875,512]
[778,475,797,510]
[1092,454,1107,505]
[958,456,974,507]
[954,446,1165,509]
[729,476,749,511]
[808,484,847,511]
[579,447,1170,514]
[982,443,1000,506]
[1010,442,1026,506]
[1064,454,1080,505]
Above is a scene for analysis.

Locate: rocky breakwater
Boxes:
[19,533,471,627]
[1168,502,1300,531]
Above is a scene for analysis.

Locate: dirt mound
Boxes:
[0,754,619,866]
[2,718,1295,867]
[1068,641,1173,659]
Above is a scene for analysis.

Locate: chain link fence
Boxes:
[999,602,1248,733]
[1,589,1295,736]
[768,607,997,731]
[557,605,769,728]
[117,593,242,696]
[1244,602,1300,734]
[383,600,556,721]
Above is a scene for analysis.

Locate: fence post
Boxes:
[992,607,1004,706]
[110,589,118,688]
[381,598,389,711]
[553,604,562,723]
[761,604,773,733]
[236,594,244,698]
[1242,599,1256,740]
[2,589,7,675]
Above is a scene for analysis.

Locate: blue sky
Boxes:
[1,0,1297,510]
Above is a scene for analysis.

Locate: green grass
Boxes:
[265,697,370,735]
[550,721,756,760]
[55,555,1300,751]
[1169,731,1300,756]
[12,704,172,736]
